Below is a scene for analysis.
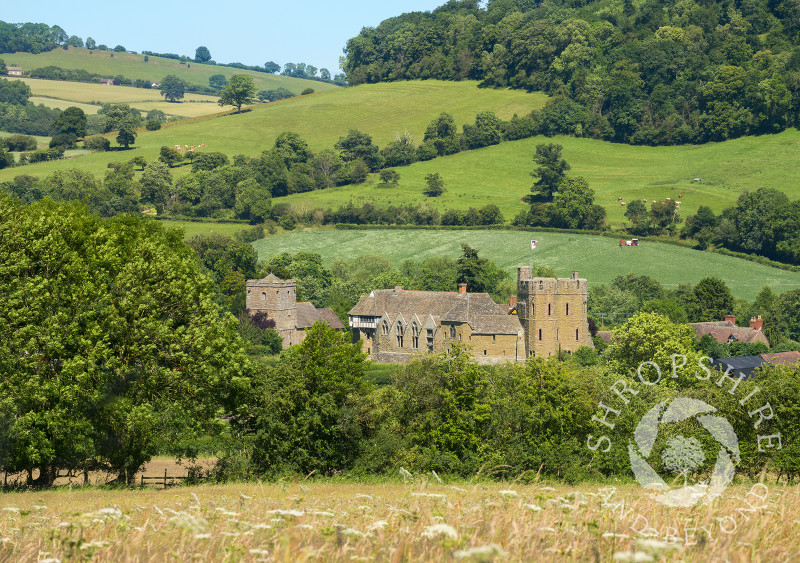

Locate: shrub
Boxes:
[49,133,77,149]
[83,135,110,151]
[3,134,37,152]
[300,88,315,95]
[145,119,162,131]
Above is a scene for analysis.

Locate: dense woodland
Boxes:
[344,0,800,145]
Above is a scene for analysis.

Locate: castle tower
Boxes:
[246,273,297,347]
[516,267,593,358]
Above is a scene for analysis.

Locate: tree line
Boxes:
[343,0,800,145]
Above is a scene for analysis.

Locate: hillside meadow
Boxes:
[4,46,337,92]
[0,480,794,561]
[0,80,546,180]
[252,229,800,301]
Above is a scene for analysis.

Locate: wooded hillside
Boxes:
[343,0,800,145]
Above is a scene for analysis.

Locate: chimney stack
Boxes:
[510,295,517,308]
[750,315,763,330]
[572,270,579,280]
[724,314,736,325]
[458,283,467,295]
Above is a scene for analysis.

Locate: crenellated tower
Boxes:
[516,267,593,358]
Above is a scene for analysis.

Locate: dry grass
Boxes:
[0,480,795,561]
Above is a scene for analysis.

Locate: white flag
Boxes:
[531,240,538,250]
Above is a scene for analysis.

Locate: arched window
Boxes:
[396,324,404,348]
[411,324,420,349]
[261,292,266,301]
[450,325,456,339]
[382,321,389,336]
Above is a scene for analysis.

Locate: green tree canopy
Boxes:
[218,74,256,112]
[531,143,570,199]
[195,46,212,63]
[687,277,735,322]
[0,197,250,484]
[53,106,87,138]
[159,74,186,102]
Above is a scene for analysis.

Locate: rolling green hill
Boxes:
[252,229,800,301]
[5,46,337,92]
[0,80,546,179]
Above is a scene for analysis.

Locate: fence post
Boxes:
[164,468,167,488]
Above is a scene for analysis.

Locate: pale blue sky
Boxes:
[7,1,451,77]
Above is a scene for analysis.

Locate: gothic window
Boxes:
[450,325,456,339]
[397,324,404,348]
[411,324,420,349]
[382,321,389,336]
[261,292,266,301]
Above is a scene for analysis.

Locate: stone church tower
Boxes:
[246,273,297,346]
[516,267,593,358]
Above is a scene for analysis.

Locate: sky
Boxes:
[8,0,453,77]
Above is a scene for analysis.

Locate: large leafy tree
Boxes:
[159,74,186,102]
[218,74,256,112]
[0,197,250,485]
[53,106,87,138]
[195,45,212,63]
[531,143,570,199]
[687,277,735,322]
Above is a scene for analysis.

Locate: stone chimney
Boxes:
[572,270,579,280]
[458,283,467,295]
[517,266,531,281]
[509,295,517,308]
[724,314,736,325]
[750,315,763,330]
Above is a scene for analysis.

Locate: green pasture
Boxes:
[5,47,337,92]
[282,129,800,225]
[0,80,546,180]
[154,219,250,239]
[252,229,800,301]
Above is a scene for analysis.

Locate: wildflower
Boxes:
[355,494,373,500]
[411,493,446,500]
[453,544,508,560]
[635,538,683,554]
[369,520,388,531]
[79,540,110,550]
[421,523,458,540]
[612,551,653,562]
[312,511,335,517]
[539,486,557,492]
[267,509,304,517]
[498,490,518,498]
[340,527,364,537]
[1,507,20,514]
[524,504,542,512]
[194,533,211,540]
[167,513,207,533]
[250,549,269,556]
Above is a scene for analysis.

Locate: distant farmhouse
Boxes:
[691,315,769,347]
[7,65,22,76]
[347,267,593,364]
[246,274,344,348]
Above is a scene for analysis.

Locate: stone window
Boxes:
[397,324,404,348]
[411,324,420,349]
[539,282,543,290]
[382,321,389,336]
[450,325,456,339]
[261,292,266,301]
[566,303,569,315]
[538,328,542,341]
[483,350,487,355]
[548,303,551,315]
[575,328,579,341]
[492,335,496,342]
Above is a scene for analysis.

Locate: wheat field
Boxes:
[0,479,795,562]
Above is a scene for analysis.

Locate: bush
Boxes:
[300,88,315,95]
[145,119,162,131]
[83,135,111,151]
[49,133,77,149]
[3,134,37,152]
[27,146,64,163]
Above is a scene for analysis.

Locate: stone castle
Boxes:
[246,273,344,348]
[347,267,593,364]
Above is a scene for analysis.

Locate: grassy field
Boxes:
[156,219,251,239]
[281,129,800,226]
[252,229,800,301]
[0,80,546,181]
[0,480,794,561]
[5,46,338,92]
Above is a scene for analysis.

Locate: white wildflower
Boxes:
[294,524,313,530]
[613,551,654,562]
[312,511,335,517]
[94,507,123,520]
[498,490,518,498]
[250,549,269,556]
[0,538,12,544]
[340,528,364,537]
[411,493,446,500]
[1,507,20,514]
[524,504,542,512]
[635,538,683,553]
[355,494,373,500]
[167,513,207,533]
[221,531,240,537]
[539,486,557,492]
[79,540,110,550]
[251,523,273,530]
[194,533,211,540]
[39,559,61,563]
[421,523,458,540]
[267,509,304,517]
[539,527,557,533]
[453,544,508,560]
[32,505,47,511]
[369,520,388,531]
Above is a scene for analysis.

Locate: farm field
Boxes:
[5,46,338,92]
[0,480,794,561]
[0,80,547,181]
[252,229,800,301]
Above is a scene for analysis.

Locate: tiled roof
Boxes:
[691,321,769,346]
[761,351,800,366]
[470,315,523,335]
[296,302,322,329]
[317,307,346,330]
